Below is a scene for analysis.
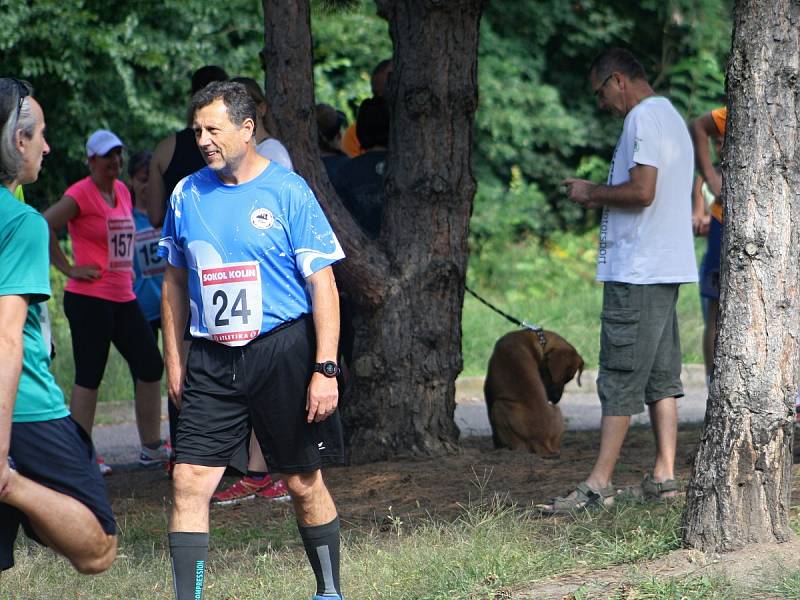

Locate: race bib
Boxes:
[199,261,263,346]
[134,226,166,278]
[107,218,135,271]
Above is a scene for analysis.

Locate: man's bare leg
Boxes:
[648,395,678,496]
[585,415,632,491]
[169,463,226,600]
[170,463,226,532]
[285,470,336,526]
[247,432,268,473]
[538,414,630,510]
[0,469,116,574]
[286,470,342,597]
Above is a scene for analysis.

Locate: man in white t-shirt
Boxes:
[539,48,697,514]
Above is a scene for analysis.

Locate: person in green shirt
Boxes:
[0,77,117,574]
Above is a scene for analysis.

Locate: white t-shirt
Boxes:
[256,138,293,171]
[596,96,698,284]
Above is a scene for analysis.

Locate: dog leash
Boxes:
[464,285,548,348]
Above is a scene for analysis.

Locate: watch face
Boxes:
[323,362,338,376]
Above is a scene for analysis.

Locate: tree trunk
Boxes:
[262,0,483,462]
[682,0,800,552]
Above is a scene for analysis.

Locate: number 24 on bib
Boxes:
[199,262,263,346]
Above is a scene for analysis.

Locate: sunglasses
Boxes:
[593,73,614,99]
[10,78,31,122]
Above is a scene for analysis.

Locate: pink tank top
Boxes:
[64,176,136,302]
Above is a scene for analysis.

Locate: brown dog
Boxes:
[484,329,584,457]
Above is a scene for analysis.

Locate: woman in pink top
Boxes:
[44,130,168,476]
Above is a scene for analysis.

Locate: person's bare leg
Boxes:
[648,396,678,496]
[170,464,226,532]
[247,432,268,473]
[286,470,342,598]
[703,300,719,383]
[285,470,337,526]
[0,469,116,574]
[170,464,225,600]
[585,415,631,490]
[69,385,99,435]
[540,414,630,509]
[134,379,162,446]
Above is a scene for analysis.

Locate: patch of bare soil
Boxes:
[106,424,704,529]
[511,538,800,600]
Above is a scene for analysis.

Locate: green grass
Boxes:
[463,228,705,376]
[0,496,685,600]
[605,574,734,599]
[767,570,800,599]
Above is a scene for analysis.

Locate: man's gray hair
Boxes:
[190,81,257,129]
[0,78,36,184]
[589,48,647,82]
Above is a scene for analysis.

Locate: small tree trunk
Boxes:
[262,0,483,462]
[682,0,800,552]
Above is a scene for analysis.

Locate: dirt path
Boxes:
[512,538,800,599]
[106,425,705,529]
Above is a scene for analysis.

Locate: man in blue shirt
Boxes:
[0,78,116,574]
[159,81,346,600]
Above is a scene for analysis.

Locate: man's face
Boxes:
[193,99,254,175]
[590,71,625,117]
[17,97,50,185]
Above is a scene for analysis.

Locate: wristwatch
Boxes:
[313,361,340,378]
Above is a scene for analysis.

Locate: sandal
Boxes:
[536,482,616,515]
[641,473,678,501]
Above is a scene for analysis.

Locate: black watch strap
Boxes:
[313,361,340,378]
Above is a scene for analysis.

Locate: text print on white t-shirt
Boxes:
[199,261,263,346]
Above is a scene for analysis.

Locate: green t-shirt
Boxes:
[0,187,69,422]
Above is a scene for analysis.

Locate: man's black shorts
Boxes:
[177,315,345,474]
[0,417,117,571]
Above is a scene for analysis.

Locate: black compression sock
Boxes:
[246,470,268,480]
[169,532,208,600]
[298,516,342,598]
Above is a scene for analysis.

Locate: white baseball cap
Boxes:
[86,129,124,157]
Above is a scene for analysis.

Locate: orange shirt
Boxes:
[341,123,364,158]
[711,107,727,135]
[709,107,727,222]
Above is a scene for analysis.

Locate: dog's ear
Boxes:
[548,346,585,386]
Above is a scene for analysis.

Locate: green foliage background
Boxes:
[1,0,731,215]
[2,0,731,392]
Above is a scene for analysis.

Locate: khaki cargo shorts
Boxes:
[597,282,684,416]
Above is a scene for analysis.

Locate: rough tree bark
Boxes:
[262,1,483,462]
[682,0,800,552]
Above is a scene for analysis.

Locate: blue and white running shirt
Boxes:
[158,162,344,346]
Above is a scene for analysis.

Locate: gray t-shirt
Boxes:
[256,138,293,171]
